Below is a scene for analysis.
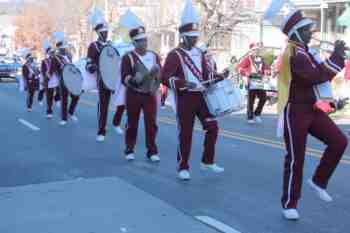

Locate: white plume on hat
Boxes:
[119,10,144,30]
[119,10,146,40]
[181,0,200,27]
[88,7,108,31]
[180,0,200,37]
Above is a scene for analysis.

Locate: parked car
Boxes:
[0,56,21,82]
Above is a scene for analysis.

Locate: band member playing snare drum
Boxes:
[236,43,271,124]
[49,32,80,125]
[120,10,161,162]
[161,0,224,180]
[86,8,112,142]
[278,9,348,220]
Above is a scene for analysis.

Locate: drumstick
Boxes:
[201,78,221,85]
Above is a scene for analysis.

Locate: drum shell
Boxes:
[99,45,121,91]
[62,64,83,96]
[203,79,242,117]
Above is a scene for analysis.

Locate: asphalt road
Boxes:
[1,82,350,233]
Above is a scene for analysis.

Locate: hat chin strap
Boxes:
[294,31,305,44]
[182,35,193,50]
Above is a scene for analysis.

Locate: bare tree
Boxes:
[195,0,257,46]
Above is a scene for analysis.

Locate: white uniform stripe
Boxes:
[285,103,295,208]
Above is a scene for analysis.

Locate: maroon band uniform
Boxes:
[281,41,348,209]
[86,40,112,136]
[22,62,37,110]
[121,50,161,157]
[49,52,80,121]
[161,47,219,171]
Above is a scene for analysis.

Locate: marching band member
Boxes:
[236,43,270,124]
[21,48,38,112]
[120,10,161,162]
[86,9,111,142]
[161,0,224,180]
[278,9,348,220]
[41,39,58,119]
[49,31,80,125]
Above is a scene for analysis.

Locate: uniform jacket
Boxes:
[288,42,344,105]
[121,49,161,93]
[161,47,210,92]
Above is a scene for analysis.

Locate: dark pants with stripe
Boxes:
[54,87,61,102]
[97,79,112,136]
[282,103,348,209]
[247,89,267,119]
[60,81,80,121]
[38,89,45,102]
[46,87,55,114]
[125,88,158,157]
[175,91,218,171]
[26,81,36,109]
[113,105,125,127]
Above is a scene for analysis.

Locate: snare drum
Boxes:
[203,79,242,117]
[249,74,264,90]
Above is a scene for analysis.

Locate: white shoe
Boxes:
[27,108,32,112]
[114,126,124,135]
[56,101,61,108]
[149,155,160,162]
[70,115,78,122]
[308,179,333,202]
[39,101,44,106]
[96,135,105,142]
[161,105,166,109]
[282,209,300,220]
[255,116,262,123]
[247,119,255,124]
[125,153,135,161]
[200,163,225,173]
[59,120,67,126]
[46,114,53,119]
[178,170,191,180]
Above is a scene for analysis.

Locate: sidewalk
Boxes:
[0,177,218,233]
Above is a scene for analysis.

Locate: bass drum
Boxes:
[62,64,83,96]
[99,45,121,91]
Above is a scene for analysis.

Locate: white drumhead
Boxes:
[99,45,121,91]
[62,64,83,96]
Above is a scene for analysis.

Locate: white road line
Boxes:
[195,216,242,233]
[18,118,40,131]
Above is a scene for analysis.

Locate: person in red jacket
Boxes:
[161,0,224,180]
[22,49,38,112]
[278,9,348,220]
[236,43,270,124]
[120,10,161,162]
